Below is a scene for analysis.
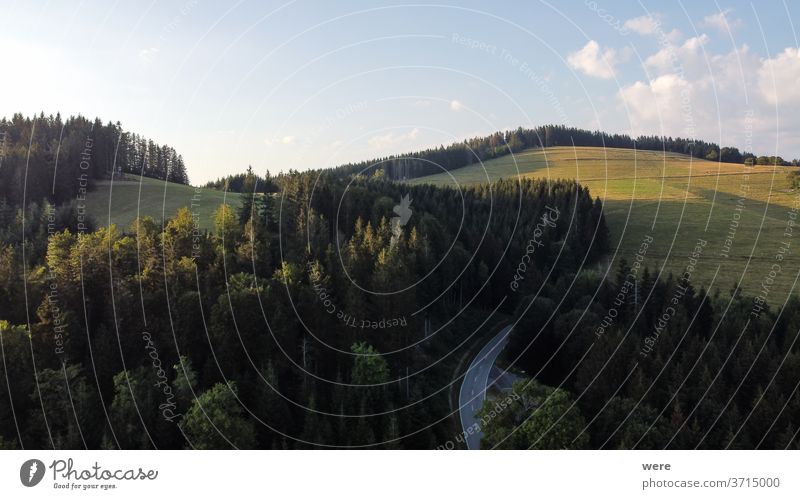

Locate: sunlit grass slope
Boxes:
[84,176,243,231]
[409,146,800,298]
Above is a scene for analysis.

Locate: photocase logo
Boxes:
[393,194,413,226]
[390,194,413,247]
[20,459,45,487]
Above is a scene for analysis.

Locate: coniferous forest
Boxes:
[0,113,188,208]
[0,114,799,450]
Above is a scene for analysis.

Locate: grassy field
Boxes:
[409,146,800,299]
[83,175,243,231]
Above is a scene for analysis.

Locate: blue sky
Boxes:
[1,0,798,183]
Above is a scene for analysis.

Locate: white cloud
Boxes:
[702,9,743,33]
[757,47,800,105]
[618,74,697,132]
[624,15,662,36]
[665,29,684,44]
[623,14,682,43]
[413,99,432,108]
[567,40,620,79]
[615,38,800,158]
[368,128,419,149]
[644,35,710,77]
[330,139,343,148]
[450,100,464,111]
[281,136,295,145]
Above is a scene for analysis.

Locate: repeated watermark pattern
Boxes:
[509,206,560,292]
[437,390,521,450]
[595,233,654,339]
[584,1,630,35]
[0,126,7,170]
[2,2,799,460]
[308,262,407,330]
[452,33,571,126]
[751,193,799,318]
[191,187,202,260]
[75,133,93,234]
[44,209,67,358]
[640,238,707,357]
[141,331,181,423]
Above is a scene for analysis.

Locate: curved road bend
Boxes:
[458,325,512,450]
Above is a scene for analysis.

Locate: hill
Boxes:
[409,146,800,298]
[0,113,189,208]
[83,175,243,230]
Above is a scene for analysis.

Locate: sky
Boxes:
[1,0,798,183]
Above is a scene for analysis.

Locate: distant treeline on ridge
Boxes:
[329,124,797,181]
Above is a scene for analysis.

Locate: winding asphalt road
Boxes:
[458,325,512,450]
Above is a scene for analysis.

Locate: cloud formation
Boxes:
[624,15,662,36]
[702,9,743,33]
[614,22,800,158]
[644,35,710,76]
[623,14,682,43]
[567,40,620,79]
[757,47,800,106]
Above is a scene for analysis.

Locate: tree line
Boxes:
[203,165,281,194]
[327,124,798,181]
[0,113,189,208]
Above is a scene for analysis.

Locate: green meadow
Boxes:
[83,176,243,231]
[409,146,800,299]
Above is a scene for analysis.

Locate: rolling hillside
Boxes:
[409,146,800,298]
[83,175,243,231]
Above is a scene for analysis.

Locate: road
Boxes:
[458,325,512,450]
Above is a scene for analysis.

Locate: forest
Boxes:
[0,130,606,448]
[489,265,800,449]
[0,113,189,208]
[0,113,798,449]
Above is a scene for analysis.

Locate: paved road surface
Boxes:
[458,325,512,450]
